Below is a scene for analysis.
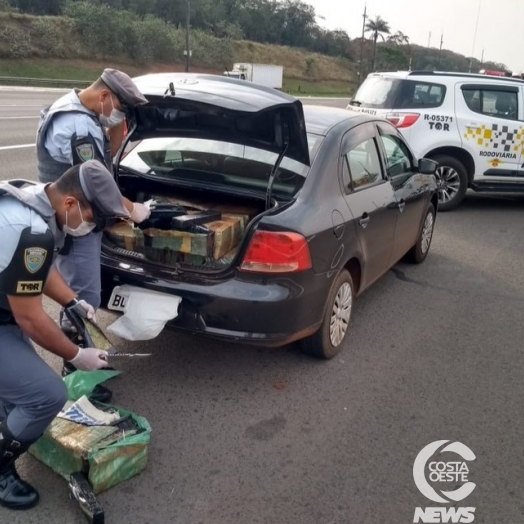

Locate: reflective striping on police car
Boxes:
[463,123,524,156]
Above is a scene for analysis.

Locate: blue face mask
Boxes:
[64,202,96,237]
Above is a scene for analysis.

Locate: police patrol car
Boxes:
[348,71,524,210]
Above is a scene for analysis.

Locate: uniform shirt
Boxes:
[44,90,105,164]
[0,185,63,313]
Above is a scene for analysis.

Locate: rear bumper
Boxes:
[100,254,330,347]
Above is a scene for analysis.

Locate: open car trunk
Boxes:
[102,179,265,271]
[103,73,311,272]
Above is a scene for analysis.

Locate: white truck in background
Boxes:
[224,63,283,89]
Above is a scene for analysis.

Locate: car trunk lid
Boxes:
[119,74,310,170]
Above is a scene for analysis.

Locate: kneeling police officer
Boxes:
[0,160,129,510]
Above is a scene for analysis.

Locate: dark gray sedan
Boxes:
[101,74,439,358]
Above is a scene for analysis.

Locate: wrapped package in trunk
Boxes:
[105,222,145,253]
[104,193,258,269]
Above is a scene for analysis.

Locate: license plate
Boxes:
[108,286,130,312]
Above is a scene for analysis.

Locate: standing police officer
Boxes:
[36,69,150,400]
[0,160,129,510]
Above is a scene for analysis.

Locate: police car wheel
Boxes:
[432,155,468,212]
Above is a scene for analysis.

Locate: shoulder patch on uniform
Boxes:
[16,281,43,293]
[76,143,94,162]
[24,247,47,273]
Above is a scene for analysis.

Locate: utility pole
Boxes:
[185,0,191,72]
[480,48,484,69]
[358,3,367,86]
[438,32,443,66]
[469,0,482,73]
[427,31,431,48]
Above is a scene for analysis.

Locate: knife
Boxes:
[107,349,152,358]
[108,353,152,358]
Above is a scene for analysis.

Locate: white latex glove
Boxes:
[65,299,97,323]
[130,202,151,223]
[68,347,109,371]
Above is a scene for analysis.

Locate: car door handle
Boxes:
[359,213,370,228]
[397,199,406,212]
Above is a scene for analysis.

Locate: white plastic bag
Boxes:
[107,285,182,341]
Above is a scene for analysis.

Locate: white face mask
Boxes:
[99,96,125,128]
[64,202,96,237]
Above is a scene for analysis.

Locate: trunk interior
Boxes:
[102,176,265,271]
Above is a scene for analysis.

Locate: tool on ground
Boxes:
[107,351,152,358]
[68,472,105,524]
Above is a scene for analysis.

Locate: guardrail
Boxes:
[0,76,92,88]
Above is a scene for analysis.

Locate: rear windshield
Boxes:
[352,77,446,109]
[120,134,323,197]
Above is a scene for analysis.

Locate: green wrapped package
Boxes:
[29,371,151,494]
[64,370,120,401]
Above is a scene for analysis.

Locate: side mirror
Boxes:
[418,158,439,175]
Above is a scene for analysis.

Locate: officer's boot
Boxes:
[60,311,112,404]
[0,423,39,510]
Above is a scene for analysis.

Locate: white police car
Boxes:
[348,71,524,210]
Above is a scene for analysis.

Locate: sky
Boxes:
[305,0,523,73]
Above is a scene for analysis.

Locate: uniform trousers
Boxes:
[0,324,67,442]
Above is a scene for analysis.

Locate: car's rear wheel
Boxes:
[432,155,468,211]
[405,203,435,264]
[300,269,354,359]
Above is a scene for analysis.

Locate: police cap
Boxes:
[78,160,130,228]
[100,68,148,108]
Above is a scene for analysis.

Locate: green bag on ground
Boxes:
[63,369,121,401]
[29,371,152,494]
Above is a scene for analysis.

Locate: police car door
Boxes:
[455,83,522,180]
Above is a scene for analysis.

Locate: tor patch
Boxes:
[24,247,47,273]
[76,143,94,162]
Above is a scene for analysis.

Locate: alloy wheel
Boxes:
[436,166,461,204]
[329,282,353,347]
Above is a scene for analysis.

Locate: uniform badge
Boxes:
[76,143,94,162]
[24,247,47,274]
[17,281,43,293]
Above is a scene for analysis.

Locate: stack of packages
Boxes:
[29,320,152,494]
[105,195,257,268]
[30,390,151,494]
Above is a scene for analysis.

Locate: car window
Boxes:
[345,137,383,191]
[353,78,446,109]
[352,77,402,108]
[378,132,414,179]
[120,134,323,197]
[463,88,518,120]
[396,81,446,109]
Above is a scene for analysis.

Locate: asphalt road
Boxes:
[0,88,523,524]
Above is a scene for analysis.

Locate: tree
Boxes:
[365,15,390,71]
[386,30,410,69]
[387,30,409,46]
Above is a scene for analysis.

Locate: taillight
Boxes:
[240,231,312,273]
[385,112,420,128]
